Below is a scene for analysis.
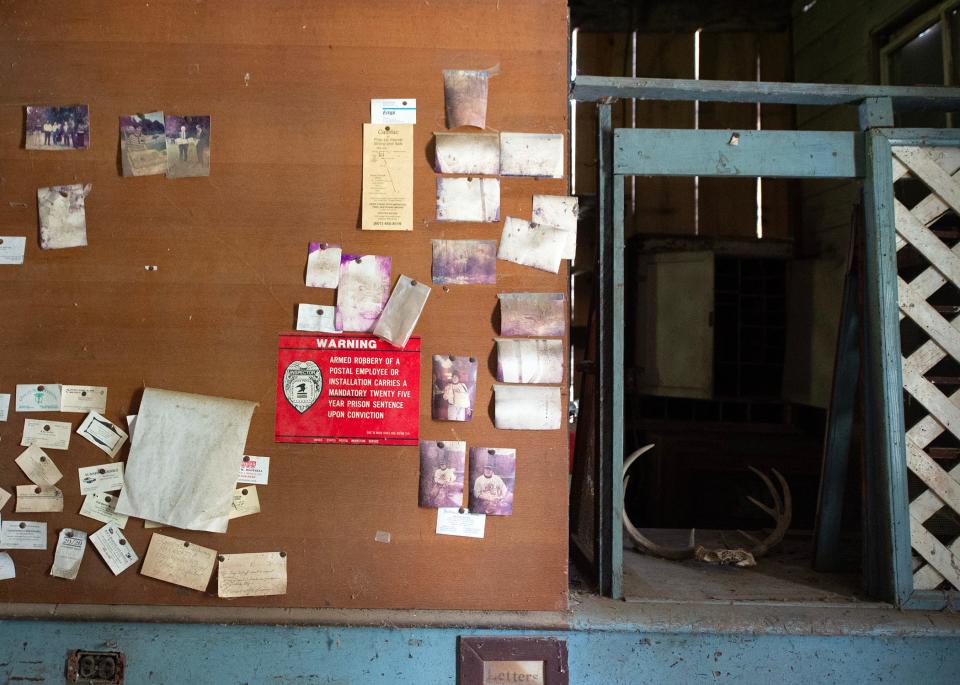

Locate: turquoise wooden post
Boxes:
[611,172,625,599]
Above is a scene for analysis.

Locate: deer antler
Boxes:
[736,467,792,558]
[622,445,696,560]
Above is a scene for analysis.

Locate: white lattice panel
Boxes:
[893,145,960,591]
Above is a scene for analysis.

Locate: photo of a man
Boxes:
[418,440,466,508]
[432,355,477,422]
[468,448,516,516]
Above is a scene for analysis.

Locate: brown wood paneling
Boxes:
[0,0,569,611]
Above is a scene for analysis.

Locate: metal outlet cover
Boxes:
[65,650,125,684]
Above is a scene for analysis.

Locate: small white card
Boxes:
[0,236,26,265]
[305,243,342,288]
[238,455,270,485]
[296,304,340,333]
[0,393,9,421]
[15,384,61,412]
[80,492,129,528]
[21,419,72,450]
[532,195,578,260]
[498,217,566,274]
[436,507,486,538]
[15,444,63,486]
[229,486,261,519]
[126,414,138,441]
[0,487,11,511]
[16,485,64,513]
[51,528,87,580]
[500,132,564,178]
[90,523,138,575]
[0,552,14,580]
[0,520,47,549]
[78,463,125,495]
[76,411,128,458]
[371,98,417,124]
[60,385,108,413]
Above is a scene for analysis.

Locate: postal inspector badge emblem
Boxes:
[282,360,323,413]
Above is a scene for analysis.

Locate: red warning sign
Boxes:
[275,333,420,446]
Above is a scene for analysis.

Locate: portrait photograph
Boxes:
[468,447,516,516]
[418,440,466,508]
[431,239,496,285]
[432,355,478,422]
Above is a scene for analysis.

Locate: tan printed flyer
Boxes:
[361,123,413,231]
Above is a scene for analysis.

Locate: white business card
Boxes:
[0,393,10,421]
[78,463,125,495]
[79,492,129,528]
[50,528,87,580]
[15,384,61,412]
[238,455,270,485]
[0,520,48,550]
[371,98,417,124]
[60,385,108,413]
[15,485,64,513]
[90,523,138,575]
[21,419,72,450]
[76,411,128,458]
[436,507,486,538]
[0,236,26,265]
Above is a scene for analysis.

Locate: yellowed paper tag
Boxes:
[361,123,413,231]
[15,445,63,487]
[21,419,72,450]
[217,551,287,598]
[16,485,64,513]
[50,529,87,580]
[228,486,261,520]
[0,487,11,511]
[140,533,217,592]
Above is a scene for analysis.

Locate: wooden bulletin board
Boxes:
[0,0,569,611]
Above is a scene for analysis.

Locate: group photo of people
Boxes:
[164,114,211,178]
[25,105,90,150]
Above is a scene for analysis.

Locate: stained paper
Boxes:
[120,112,166,176]
[26,104,89,150]
[15,384,61,411]
[21,419,71,450]
[50,529,87,580]
[493,385,563,430]
[361,123,413,230]
[38,183,91,250]
[434,132,500,174]
[296,304,340,333]
[0,237,27,265]
[217,552,287,598]
[419,440,466,508]
[90,523,138,575]
[431,355,478,422]
[436,177,500,223]
[498,293,566,337]
[443,69,489,129]
[497,217,566,274]
[0,487,11,511]
[77,411,128,459]
[165,115,211,178]
[496,338,564,384]
[469,448,517,516]
[228,486,261,520]
[15,445,63,486]
[431,240,496,285]
[336,254,392,332]
[532,195,578,260]
[500,133,564,178]
[305,242,342,288]
[16,485,64,513]
[140,533,217,591]
[115,388,257,533]
[0,553,14,580]
[372,275,431,348]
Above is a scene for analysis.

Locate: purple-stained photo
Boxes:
[432,355,478,422]
[25,105,89,150]
[335,254,392,332]
[164,115,211,178]
[468,447,516,516]
[418,440,466,508]
[431,239,496,285]
[498,292,566,337]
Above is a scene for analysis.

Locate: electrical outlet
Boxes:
[65,650,124,684]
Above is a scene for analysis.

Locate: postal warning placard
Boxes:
[276,333,420,445]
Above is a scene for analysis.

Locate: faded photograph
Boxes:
[335,254,392,332]
[432,239,496,285]
[468,447,516,516]
[498,293,566,337]
[165,115,211,178]
[38,183,91,250]
[25,104,89,150]
[120,112,166,176]
[432,355,478,422]
[496,338,564,384]
[443,69,489,129]
[418,440,466,508]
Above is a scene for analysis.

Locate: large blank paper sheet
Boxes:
[115,388,257,533]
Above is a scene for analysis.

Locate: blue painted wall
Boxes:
[3,620,960,684]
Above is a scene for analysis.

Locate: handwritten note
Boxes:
[217,552,287,598]
[228,487,261,520]
[140,533,217,592]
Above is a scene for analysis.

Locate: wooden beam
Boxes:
[570,0,791,33]
[572,75,960,110]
